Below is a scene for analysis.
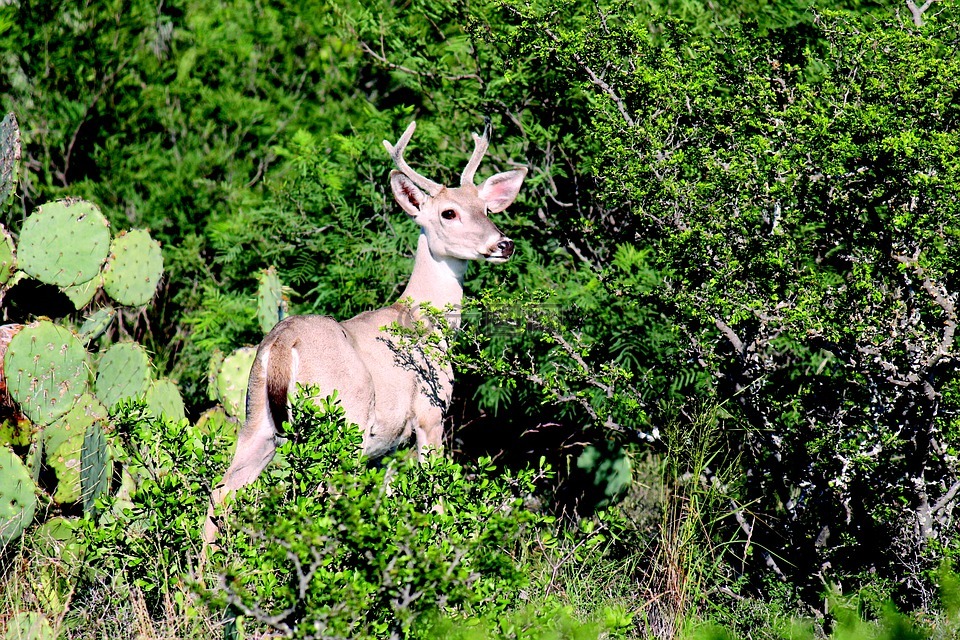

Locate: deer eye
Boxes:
[440,209,458,221]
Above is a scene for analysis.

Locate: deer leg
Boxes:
[414,407,444,461]
[203,418,278,545]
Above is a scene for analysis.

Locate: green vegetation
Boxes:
[2,0,960,637]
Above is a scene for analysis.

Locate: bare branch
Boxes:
[893,252,958,369]
[714,317,746,358]
[358,40,483,84]
[905,0,936,26]
[498,5,634,128]
[931,479,960,516]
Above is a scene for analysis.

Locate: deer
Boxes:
[203,120,527,545]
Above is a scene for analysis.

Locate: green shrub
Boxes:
[207,389,551,638]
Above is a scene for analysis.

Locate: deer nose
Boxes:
[497,238,514,257]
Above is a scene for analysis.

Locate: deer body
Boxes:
[204,121,526,545]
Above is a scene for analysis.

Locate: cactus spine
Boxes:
[62,276,101,310]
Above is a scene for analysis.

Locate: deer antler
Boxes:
[383,121,444,196]
[460,117,491,187]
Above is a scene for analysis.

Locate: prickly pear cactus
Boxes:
[3,321,87,425]
[145,378,185,422]
[2,611,55,640]
[257,266,286,334]
[17,200,111,287]
[45,393,106,455]
[207,348,224,402]
[0,322,23,402]
[46,432,83,504]
[78,307,116,345]
[0,417,31,447]
[44,393,107,505]
[0,446,37,545]
[0,225,14,286]
[196,406,237,438]
[24,439,41,484]
[29,517,85,614]
[62,276,101,310]
[102,229,163,306]
[80,420,109,516]
[216,346,257,421]
[94,342,151,409]
[0,112,20,208]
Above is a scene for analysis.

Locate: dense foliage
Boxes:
[3,0,960,637]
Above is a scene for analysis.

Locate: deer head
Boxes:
[384,121,527,264]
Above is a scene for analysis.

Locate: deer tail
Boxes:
[265,335,296,433]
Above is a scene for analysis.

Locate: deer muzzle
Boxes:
[485,237,514,263]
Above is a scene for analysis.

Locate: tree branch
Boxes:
[714,317,746,358]
[931,479,960,516]
[905,0,936,26]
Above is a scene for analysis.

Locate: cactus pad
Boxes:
[45,393,107,455]
[0,446,37,545]
[0,417,31,447]
[95,342,151,409]
[257,266,286,333]
[0,225,15,286]
[32,517,82,559]
[44,395,100,505]
[216,346,256,420]
[3,612,55,640]
[3,321,88,425]
[78,307,116,345]
[25,439,41,484]
[62,276,101,310]
[43,395,105,506]
[0,113,20,208]
[18,200,111,287]
[81,420,110,516]
[196,406,237,438]
[46,431,83,504]
[30,517,85,613]
[206,348,224,401]
[102,229,163,306]
[145,378,186,421]
[0,322,23,398]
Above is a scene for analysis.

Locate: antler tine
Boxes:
[382,121,444,196]
[460,118,492,187]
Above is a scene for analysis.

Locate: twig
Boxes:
[358,40,482,84]
[543,27,635,128]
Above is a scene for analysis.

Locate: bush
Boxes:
[208,389,552,638]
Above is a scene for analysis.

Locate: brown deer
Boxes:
[203,121,527,544]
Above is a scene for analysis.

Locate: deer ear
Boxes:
[390,171,427,218]
[478,168,527,213]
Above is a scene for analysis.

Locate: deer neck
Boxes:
[399,232,467,323]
